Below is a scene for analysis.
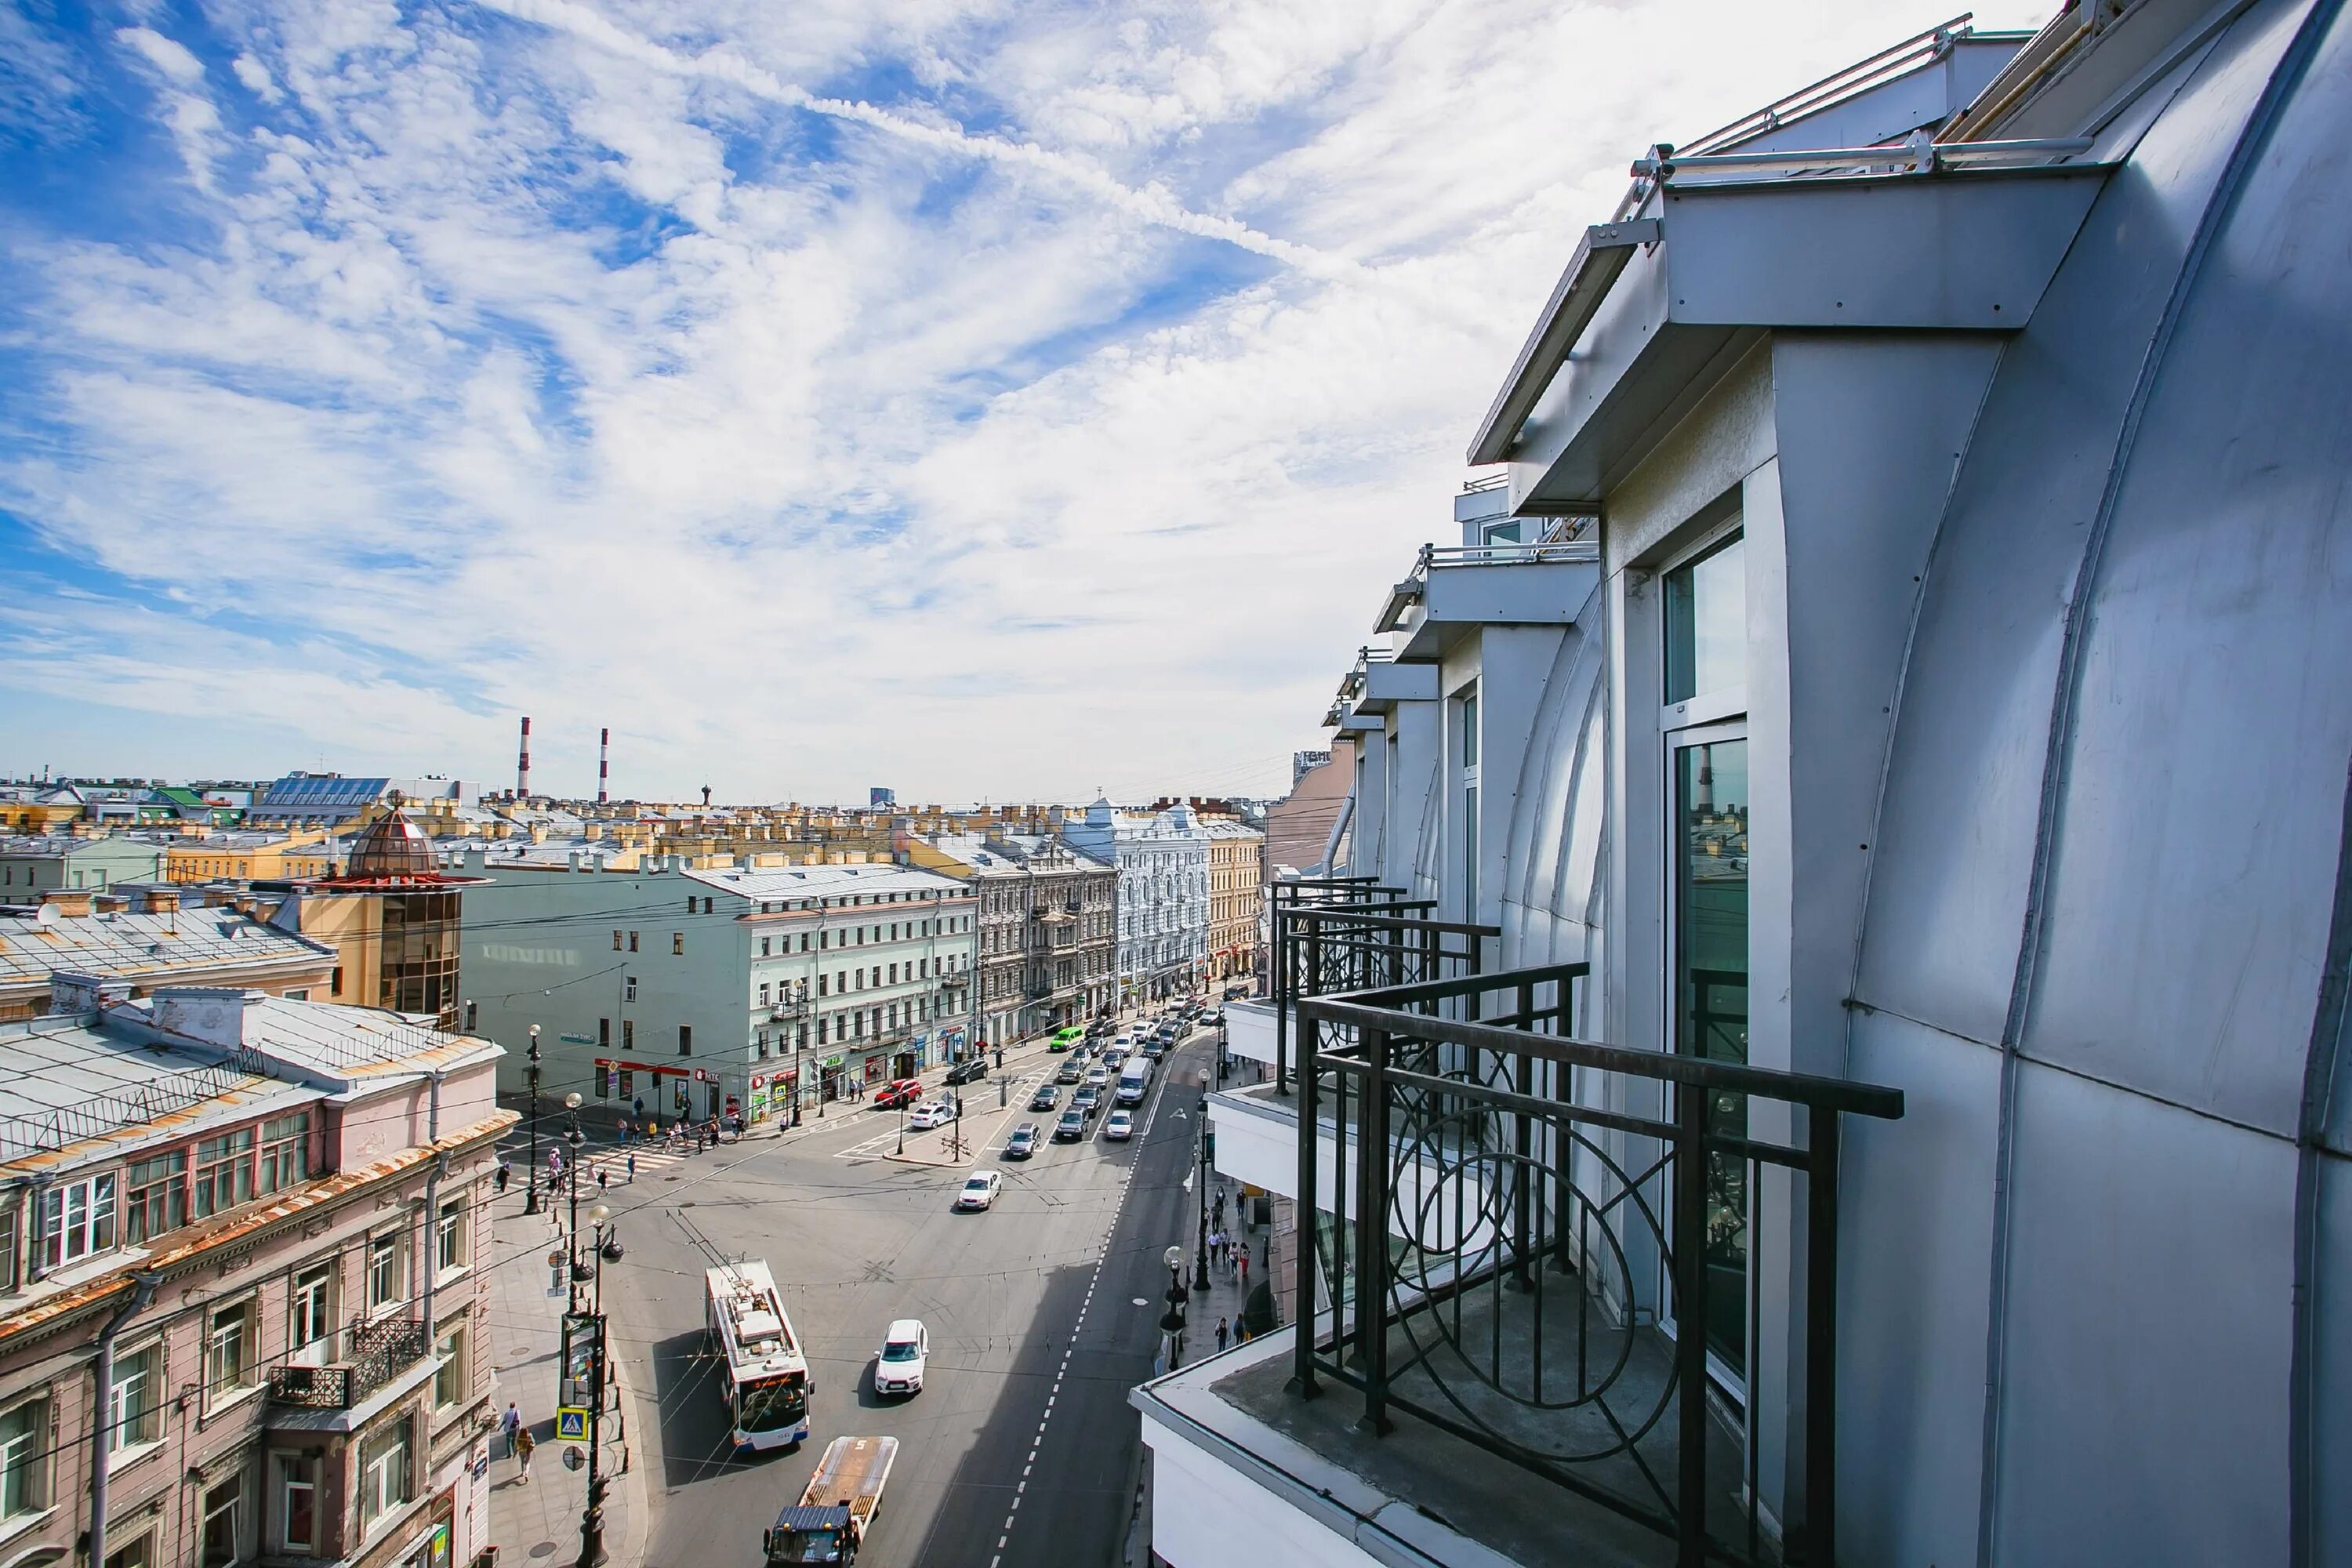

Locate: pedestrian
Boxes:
[626,1152,637,1183]
[1236,1317,1251,1346]
[1212,1193,1225,1229]
[597,1167,608,1192]
[1239,1245,1250,1290]
[495,1158,510,1194]
[633,1095,644,1121]
[499,1401,521,1457]
[514,1424,535,1484]
[1215,1316,1230,1353]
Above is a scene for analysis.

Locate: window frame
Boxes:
[0,1390,49,1525]
[365,1230,405,1317]
[356,1414,413,1532]
[434,1196,467,1279]
[273,1453,318,1554]
[191,1127,256,1220]
[39,1171,118,1272]
[106,1339,164,1468]
[203,1295,258,1413]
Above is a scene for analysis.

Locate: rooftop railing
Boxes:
[1289,962,1903,1567]
[1267,880,1491,1096]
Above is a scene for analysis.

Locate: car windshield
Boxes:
[1060,1114,1082,1128]
[882,1340,920,1361]
[964,1178,989,1193]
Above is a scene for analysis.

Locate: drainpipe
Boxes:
[88,1271,162,1568]
[421,1072,445,1341]
[1310,793,1356,878]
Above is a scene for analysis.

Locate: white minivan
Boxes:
[1115,1062,1149,1105]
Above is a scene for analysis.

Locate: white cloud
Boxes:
[2,0,2057,800]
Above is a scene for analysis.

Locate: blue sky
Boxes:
[0,0,2049,803]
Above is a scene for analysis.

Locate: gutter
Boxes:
[86,1271,160,1568]
[1465,220,1659,466]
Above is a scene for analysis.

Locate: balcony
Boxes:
[268,1319,431,1411]
[1374,528,1602,662]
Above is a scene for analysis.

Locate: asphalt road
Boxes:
[592,1024,1215,1568]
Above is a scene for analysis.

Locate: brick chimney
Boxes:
[140,887,181,914]
[39,888,93,917]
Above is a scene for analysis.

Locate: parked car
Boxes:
[873,1078,925,1109]
[1004,1123,1040,1160]
[874,1319,929,1396]
[953,1171,1003,1210]
[1054,1110,1086,1142]
[906,1100,954,1131]
[1028,1083,1059,1112]
[1102,1109,1135,1141]
[944,1058,989,1086]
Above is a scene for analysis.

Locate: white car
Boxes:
[954,1171,1003,1210]
[906,1100,955,1131]
[874,1319,929,1396]
[1103,1109,1135,1141]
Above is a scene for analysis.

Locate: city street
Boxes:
[525,1024,1217,1568]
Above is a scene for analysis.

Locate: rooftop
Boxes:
[0,906,335,992]
[682,862,974,903]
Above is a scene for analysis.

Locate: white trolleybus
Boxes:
[706,1260,813,1452]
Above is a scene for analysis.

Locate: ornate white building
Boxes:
[1062,798,1210,1002]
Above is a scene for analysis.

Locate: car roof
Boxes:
[886,1318,924,1338]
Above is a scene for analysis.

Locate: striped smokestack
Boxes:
[598,727,610,804]
[517,715,532,798]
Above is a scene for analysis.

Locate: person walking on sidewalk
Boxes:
[1238,1244,1250,1291]
[499,1401,521,1457]
[626,1152,637,1183]
[1215,1316,1230,1353]
[514,1425,536,1485]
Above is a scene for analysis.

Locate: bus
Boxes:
[1048,1026,1086,1052]
[706,1260,813,1451]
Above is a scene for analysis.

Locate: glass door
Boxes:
[1673,731,1749,1381]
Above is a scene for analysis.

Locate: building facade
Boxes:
[273,811,485,1031]
[461,855,977,1126]
[1062,800,1210,1004]
[1146,7,2352,1566]
[0,987,508,1568]
[0,887,336,1022]
[1200,816,1264,985]
[0,837,168,895]
[902,833,1116,1047]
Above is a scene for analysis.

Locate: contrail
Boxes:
[481,0,1359,281]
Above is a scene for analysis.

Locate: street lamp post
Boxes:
[564,1095,586,1312]
[524,1025,544,1215]
[576,1202,619,1568]
[1194,1112,1212,1291]
[1160,1244,1189,1370]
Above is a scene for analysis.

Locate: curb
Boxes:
[608,1323,657,1567]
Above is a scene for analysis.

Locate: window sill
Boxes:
[201,1382,264,1428]
[107,1438,163,1478]
[0,1504,56,1549]
[433,1263,472,1292]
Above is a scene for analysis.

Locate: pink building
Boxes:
[0,984,512,1568]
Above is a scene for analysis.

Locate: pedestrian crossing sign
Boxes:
[556,1406,589,1442]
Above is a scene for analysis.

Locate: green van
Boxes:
[1048,1026,1086,1052]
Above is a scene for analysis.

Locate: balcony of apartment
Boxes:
[1373,522,1601,663]
[1156,897,1903,1567]
[267,1319,436,1431]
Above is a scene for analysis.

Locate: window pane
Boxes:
[1675,737,1750,1377]
[1664,533,1746,706]
[0,1400,42,1517]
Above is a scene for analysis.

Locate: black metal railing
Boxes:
[1290,964,1902,1568]
[268,1318,431,1410]
[1268,877,1490,1095]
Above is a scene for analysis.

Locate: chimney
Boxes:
[48,971,131,1016]
[149,987,263,1048]
[39,888,93,918]
[140,887,181,915]
[517,715,532,798]
[598,728,610,805]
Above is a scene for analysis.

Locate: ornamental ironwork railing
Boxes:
[1267,877,1490,1096]
[1291,964,1903,1568]
[267,1318,431,1410]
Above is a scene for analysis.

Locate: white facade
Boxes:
[1150,7,2352,1566]
[462,853,977,1123]
[1063,799,1210,1001]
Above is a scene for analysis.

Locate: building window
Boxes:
[629,931,639,952]
[205,1300,252,1403]
[331,965,345,994]
[624,976,638,1002]
[107,1342,161,1460]
[758,982,770,1007]
[357,1416,412,1529]
[367,1232,403,1313]
[258,1113,309,1196]
[0,1202,16,1294]
[122,1152,185,1247]
[290,1265,331,1364]
[678,1025,691,1057]
[104,1534,152,1568]
[200,1475,241,1567]
[434,1326,466,1409]
[1664,532,1747,707]
[191,1128,255,1218]
[760,937,771,956]
[0,1396,46,1520]
[672,932,684,956]
[600,1018,611,1048]
[817,973,828,997]
[40,1173,116,1269]
[435,1197,466,1276]
[622,1020,634,1051]
[274,1454,318,1553]
[612,930,623,950]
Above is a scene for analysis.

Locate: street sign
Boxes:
[564,1445,586,1471]
[556,1407,589,1441]
[559,1032,596,1046]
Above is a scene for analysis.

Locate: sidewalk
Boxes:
[484,1189,652,1567]
[1179,1167,1269,1366]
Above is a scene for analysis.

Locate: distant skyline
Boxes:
[0,0,2053,802]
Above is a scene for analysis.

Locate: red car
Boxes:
[873,1078,925,1109]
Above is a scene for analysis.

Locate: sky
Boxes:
[0,0,2052,805]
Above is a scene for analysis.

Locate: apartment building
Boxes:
[0,888,336,1022]
[1199,815,1264,985]
[1062,798,1212,1004]
[902,831,1116,1048]
[462,854,977,1124]
[0,985,508,1568]
[0,837,168,895]
[1141,6,2351,1566]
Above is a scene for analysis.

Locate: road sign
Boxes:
[556,1406,589,1441]
[564,1444,586,1471]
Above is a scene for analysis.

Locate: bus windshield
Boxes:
[739,1371,808,1432]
